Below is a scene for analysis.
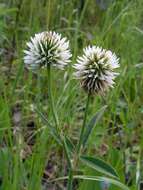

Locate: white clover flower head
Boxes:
[24,31,72,70]
[73,46,119,95]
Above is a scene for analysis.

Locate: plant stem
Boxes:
[47,65,73,189]
[63,139,73,190]
[67,169,73,190]
[47,65,59,131]
[77,93,90,154]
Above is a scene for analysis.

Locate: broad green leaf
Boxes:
[80,155,119,179]
[82,105,107,147]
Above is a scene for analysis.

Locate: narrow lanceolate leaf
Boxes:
[63,137,72,169]
[82,105,107,147]
[49,175,129,190]
[74,175,129,190]
[65,137,75,155]
[80,155,119,179]
[35,107,62,145]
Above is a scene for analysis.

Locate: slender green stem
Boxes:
[63,139,73,190]
[47,65,73,189]
[77,93,90,154]
[67,169,73,190]
[47,65,59,130]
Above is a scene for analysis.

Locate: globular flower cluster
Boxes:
[24,31,119,95]
[73,46,119,94]
[24,31,72,70]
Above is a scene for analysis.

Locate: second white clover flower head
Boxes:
[73,46,119,95]
[24,31,72,70]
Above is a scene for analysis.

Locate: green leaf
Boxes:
[80,155,119,179]
[82,105,107,147]
[49,175,129,190]
[63,137,72,169]
[74,175,129,190]
[35,107,62,145]
[65,137,75,155]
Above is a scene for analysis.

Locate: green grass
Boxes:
[0,0,143,189]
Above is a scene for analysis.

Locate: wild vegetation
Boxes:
[0,0,143,190]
